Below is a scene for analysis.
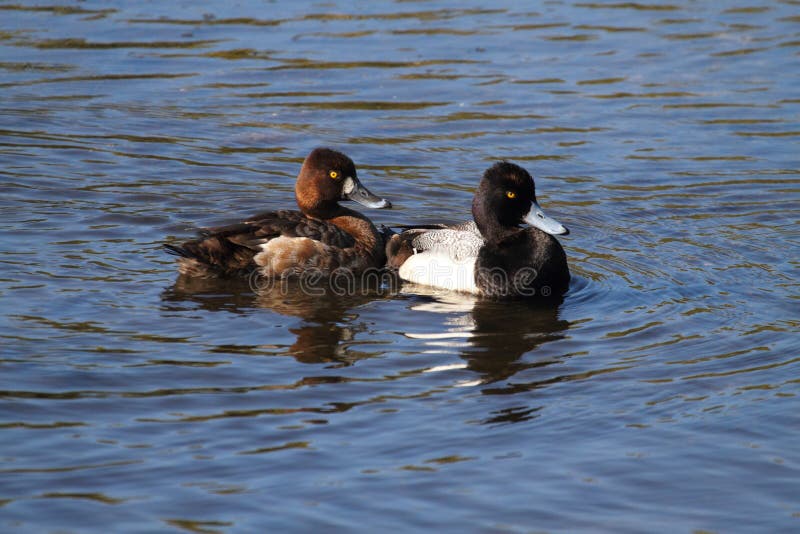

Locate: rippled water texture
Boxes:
[1,1,799,532]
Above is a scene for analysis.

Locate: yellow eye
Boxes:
[506,191,516,199]
[329,170,339,179]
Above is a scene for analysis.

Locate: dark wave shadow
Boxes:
[462,298,569,386]
[463,298,570,425]
[161,272,401,365]
[400,284,571,403]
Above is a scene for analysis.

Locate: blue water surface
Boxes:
[1,1,799,532]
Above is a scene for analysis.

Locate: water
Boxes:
[1,1,799,531]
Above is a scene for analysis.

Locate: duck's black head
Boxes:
[295,148,391,219]
[472,161,568,242]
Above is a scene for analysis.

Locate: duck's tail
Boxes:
[163,243,191,258]
[163,238,255,279]
[382,226,433,270]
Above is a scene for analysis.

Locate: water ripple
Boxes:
[1,0,798,531]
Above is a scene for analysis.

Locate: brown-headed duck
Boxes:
[165,148,391,278]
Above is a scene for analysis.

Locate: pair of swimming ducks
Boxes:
[165,148,570,298]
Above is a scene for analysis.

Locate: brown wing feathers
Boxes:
[165,210,358,278]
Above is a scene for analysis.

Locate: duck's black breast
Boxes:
[475,229,570,298]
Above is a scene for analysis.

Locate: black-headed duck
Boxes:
[165,148,391,278]
[386,161,569,298]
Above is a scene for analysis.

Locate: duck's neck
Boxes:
[298,197,339,220]
[475,215,522,249]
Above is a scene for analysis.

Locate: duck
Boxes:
[165,147,391,279]
[385,161,570,298]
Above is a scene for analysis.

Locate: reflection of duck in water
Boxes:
[165,148,391,280]
[163,273,397,365]
[463,298,568,386]
[402,286,568,388]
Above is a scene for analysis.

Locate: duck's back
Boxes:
[385,220,483,270]
[165,209,358,278]
[409,220,483,262]
[245,209,356,248]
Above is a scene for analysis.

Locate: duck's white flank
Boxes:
[398,250,480,294]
